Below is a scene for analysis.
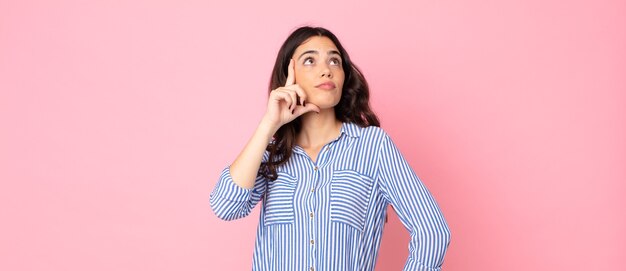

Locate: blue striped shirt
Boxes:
[210,122,450,270]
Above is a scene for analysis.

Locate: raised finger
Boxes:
[284,59,295,87]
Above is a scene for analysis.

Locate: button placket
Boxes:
[308,163,320,271]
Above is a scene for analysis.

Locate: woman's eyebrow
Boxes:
[297,50,341,60]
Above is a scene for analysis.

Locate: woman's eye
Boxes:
[303,58,314,65]
[330,58,341,65]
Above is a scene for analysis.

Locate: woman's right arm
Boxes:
[209,121,275,221]
[210,59,319,221]
[229,120,278,189]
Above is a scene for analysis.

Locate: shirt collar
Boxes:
[340,122,362,139]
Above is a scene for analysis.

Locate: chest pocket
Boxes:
[263,172,297,226]
[330,169,374,231]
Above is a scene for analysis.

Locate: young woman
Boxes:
[210,26,450,271]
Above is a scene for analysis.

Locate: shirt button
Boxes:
[325,146,329,151]
[313,166,318,171]
[310,268,314,271]
[309,212,314,218]
[310,239,314,245]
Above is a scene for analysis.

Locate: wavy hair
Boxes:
[260,26,380,180]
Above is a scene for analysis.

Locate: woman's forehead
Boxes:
[294,36,339,55]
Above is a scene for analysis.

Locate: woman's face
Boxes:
[292,36,345,110]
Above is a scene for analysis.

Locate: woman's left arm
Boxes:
[377,133,451,271]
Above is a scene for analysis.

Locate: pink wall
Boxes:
[1,0,624,270]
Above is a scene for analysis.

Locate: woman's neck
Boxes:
[297,108,342,149]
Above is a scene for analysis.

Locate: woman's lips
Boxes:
[316,81,336,90]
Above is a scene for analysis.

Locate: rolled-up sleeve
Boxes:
[377,134,451,270]
[210,164,267,221]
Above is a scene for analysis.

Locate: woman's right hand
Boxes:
[262,59,320,130]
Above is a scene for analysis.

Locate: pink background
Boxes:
[1,0,625,270]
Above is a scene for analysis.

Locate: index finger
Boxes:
[285,59,295,86]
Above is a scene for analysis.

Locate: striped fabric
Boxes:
[210,122,450,271]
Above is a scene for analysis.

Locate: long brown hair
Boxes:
[261,26,380,180]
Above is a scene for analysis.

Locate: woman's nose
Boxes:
[320,64,333,78]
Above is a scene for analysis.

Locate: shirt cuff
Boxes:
[212,166,252,202]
